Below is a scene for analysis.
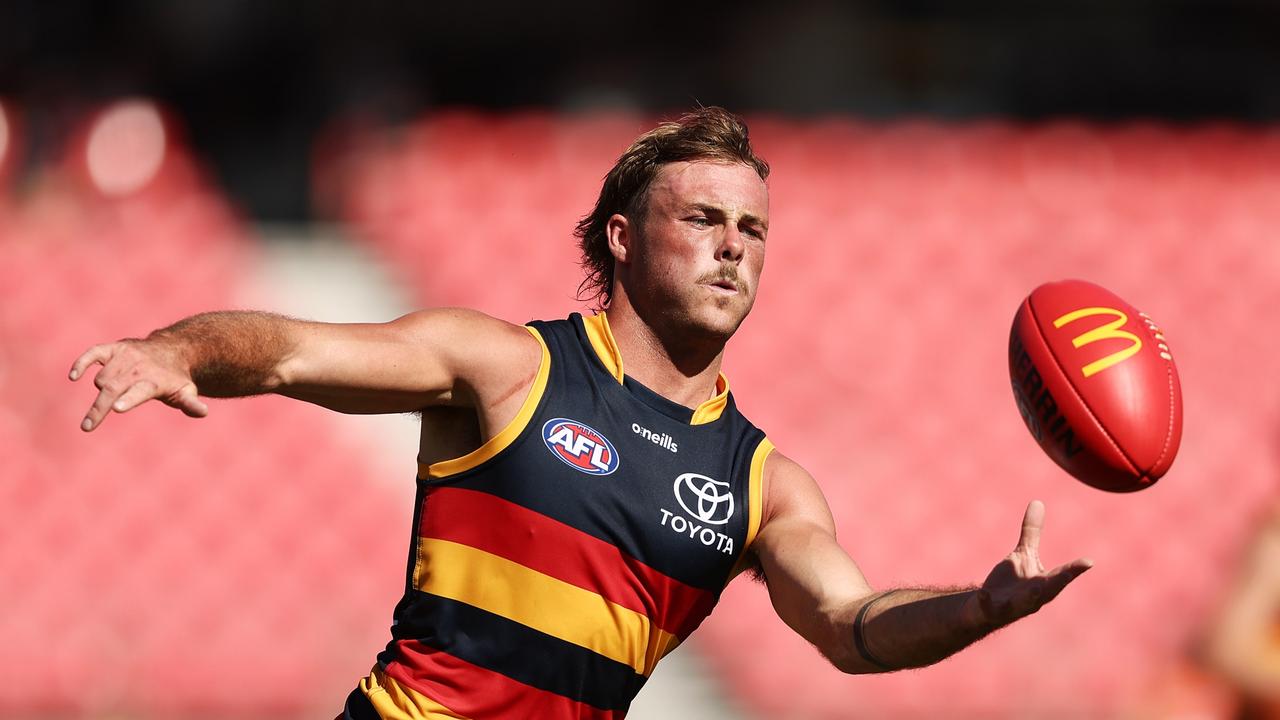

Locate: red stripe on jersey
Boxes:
[419,486,715,639]
[384,640,625,720]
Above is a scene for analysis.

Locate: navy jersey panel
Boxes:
[364,312,771,719]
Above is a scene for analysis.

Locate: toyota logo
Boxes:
[673,473,734,525]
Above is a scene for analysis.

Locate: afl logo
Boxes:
[542,418,620,476]
[674,473,734,525]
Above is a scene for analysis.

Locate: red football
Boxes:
[1008,280,1183,492]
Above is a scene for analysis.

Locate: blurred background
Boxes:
[4,2,1280,718]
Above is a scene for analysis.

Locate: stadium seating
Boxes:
[6,106,1279,717]
[326,112,1280,718]
[0,101,408,718]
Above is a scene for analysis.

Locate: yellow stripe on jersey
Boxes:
[582,312,730,425]
[423,326,551,479]
[415,537,678,676]
[656,628,685,662]
[729,437,774,579]
[582,311,625,383]
[360,666,470,720]
[689,373,729,425]
[744,437,773,549]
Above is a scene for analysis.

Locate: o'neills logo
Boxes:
[542,418,619,475]
[631,422,678,453]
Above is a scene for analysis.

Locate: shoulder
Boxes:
[758,448,837,538]
[389,307,536,344]
[387,308,546,404]
[392,308,541,363]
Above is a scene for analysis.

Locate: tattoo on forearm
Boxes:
[852,589,900,670]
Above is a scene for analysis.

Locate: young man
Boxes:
[71,107,1092,719]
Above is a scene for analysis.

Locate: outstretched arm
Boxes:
[69,308,540,431]
[750,452,1093,673]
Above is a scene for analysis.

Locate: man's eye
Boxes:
[689,217,710,226]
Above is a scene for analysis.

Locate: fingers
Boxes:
[75,343,126,431]
[81,379,210,431]
[112,380,159,413]
[1016,500,1046,552]
[76,340,210,430]
[82,375,152,431]
[69,344,113,381]
[81,383,122,432]
[1038,558,1094,605]
[171,384,209,418]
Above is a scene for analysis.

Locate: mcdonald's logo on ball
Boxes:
[1008,280,1182,493]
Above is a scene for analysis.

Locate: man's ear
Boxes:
[605,213,631,263]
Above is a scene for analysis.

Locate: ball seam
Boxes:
[1148,362,1178,476]
[1027,297,1142,477]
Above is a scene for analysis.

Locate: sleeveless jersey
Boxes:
[350,312,773,719]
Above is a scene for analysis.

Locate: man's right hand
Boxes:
[69,340,209,432]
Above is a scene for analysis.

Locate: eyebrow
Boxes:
[690,203,769,231]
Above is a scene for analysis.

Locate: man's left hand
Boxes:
[967,500,1093,629]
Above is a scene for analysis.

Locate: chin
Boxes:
[644,287,754,342]
[692,300,753,339]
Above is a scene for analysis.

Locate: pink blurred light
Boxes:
[85,99,167,196]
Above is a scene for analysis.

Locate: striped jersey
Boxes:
[350,311,774,719]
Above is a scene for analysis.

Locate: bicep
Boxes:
[752,453,874,649]
[275,308,540,414]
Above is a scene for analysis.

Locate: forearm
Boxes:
[839,587,993,673]
[756,483,1089,677]
[146,311,296,397]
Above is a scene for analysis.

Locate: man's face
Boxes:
[625,160,769,342]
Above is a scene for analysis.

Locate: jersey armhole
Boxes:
[420,326,552,479]
[729,436,774,578]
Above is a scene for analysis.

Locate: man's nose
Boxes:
[718,226,745,263]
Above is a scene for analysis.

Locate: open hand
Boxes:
[971,500,1093,628]
[69,340,208,431]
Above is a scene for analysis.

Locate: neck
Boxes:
[600,294,726,410]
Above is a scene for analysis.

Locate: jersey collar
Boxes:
[581,311,729,426]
